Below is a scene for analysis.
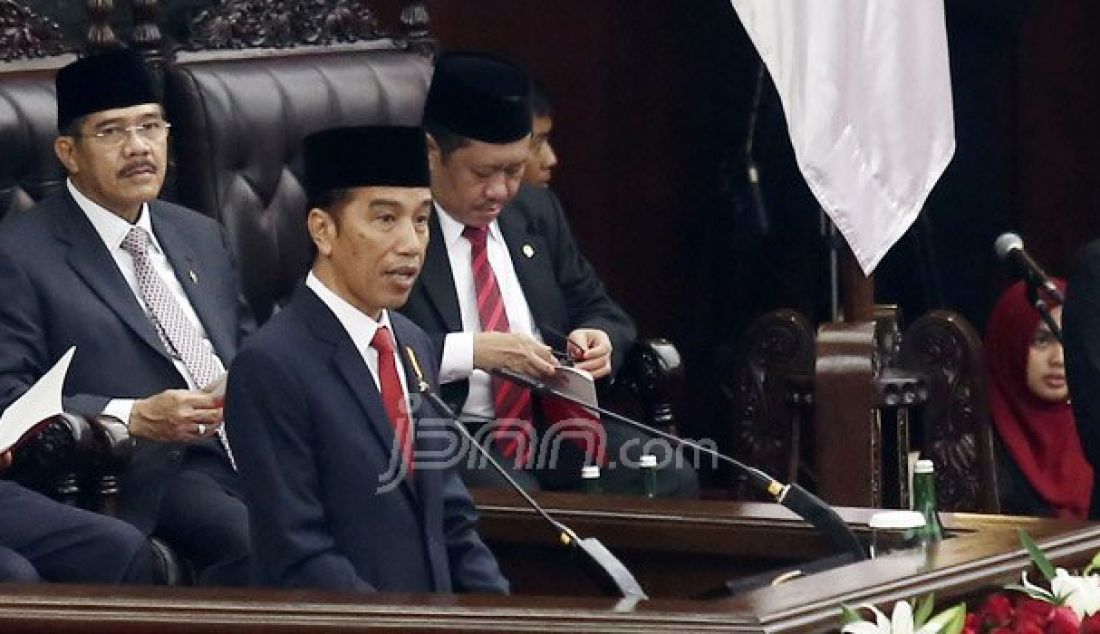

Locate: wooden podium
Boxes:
[1,489,1095,633]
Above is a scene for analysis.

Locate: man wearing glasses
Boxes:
[0,49,252,586]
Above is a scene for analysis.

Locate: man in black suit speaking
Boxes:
[401,52,697,497]
[226,126,507,593]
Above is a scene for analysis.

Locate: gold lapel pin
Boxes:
[189,270,198,284]
[522,244,535,258]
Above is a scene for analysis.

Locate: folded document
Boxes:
[0,347,75,453]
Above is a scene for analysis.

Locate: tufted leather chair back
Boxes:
[164,47,433,323]
[0,60,76,222]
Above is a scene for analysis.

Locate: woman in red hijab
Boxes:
[986,280,1093,519]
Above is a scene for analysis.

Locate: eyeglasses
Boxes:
[78,120,172,146]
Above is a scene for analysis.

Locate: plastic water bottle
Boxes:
[581,465,602,494]
[912,459,944,543]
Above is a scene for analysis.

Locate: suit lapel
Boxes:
[296,289,420,506]
[391,316,446,590]
[497,208,555,329]
[150,205,234,361]
[391,319,440,504]
[417,213,463,332]
[53,195,172,362]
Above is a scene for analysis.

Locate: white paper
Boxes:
[546,365,599,409]
[0,347,75,453]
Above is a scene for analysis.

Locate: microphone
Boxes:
[401,346,647,601]
[490,367,868,562]
[994,232,1065,304]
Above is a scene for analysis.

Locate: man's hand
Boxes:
[473,332,558,379]
[129,389,224,443]
[567,328,613,379]
[0,451,10,472]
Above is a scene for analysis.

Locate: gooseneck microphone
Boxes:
[402,346,647,601]
[489,368,868,562]
[994,232,1065,304]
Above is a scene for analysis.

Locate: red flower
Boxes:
[1047,605,1082,634]
[1016,597,1055,622]
[961,612,982,634]
[1083,611,1100,634]
[978,593,1015,625]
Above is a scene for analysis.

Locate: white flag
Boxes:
[730,1,956,274]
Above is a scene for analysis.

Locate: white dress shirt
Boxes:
[68,180,225,423]
[435,203,540,421]
[305,272,412,410]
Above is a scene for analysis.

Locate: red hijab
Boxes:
[985,280,1092,519]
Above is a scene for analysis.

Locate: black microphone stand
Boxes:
[489,368,868,562]
[402,347,648,601]
[1026,284,1064,345]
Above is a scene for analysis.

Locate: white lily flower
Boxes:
[842,603,892,634]
[1051,567,1100,618]
[890,600,914,634]
[841,600,962,634]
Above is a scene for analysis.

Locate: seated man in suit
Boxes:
[0,49,251,586]
[1,451,153,583]
[401,52,697,498]
[522,76,558,188]
[225,126,508,593]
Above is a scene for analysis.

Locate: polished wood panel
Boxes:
[813,321,879,506]
[1,490,1094,633]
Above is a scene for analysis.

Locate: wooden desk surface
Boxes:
[0,490,1093,633]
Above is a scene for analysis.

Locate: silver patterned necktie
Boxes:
[120,225,237,470]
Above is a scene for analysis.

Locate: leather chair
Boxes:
[163,46,433,322]
[0,63,70,222]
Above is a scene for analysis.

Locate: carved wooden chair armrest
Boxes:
[8,414,189,584]
[6,413,135,507]
[723,310,816,499]
[5,413,98,506]
[613,338,684,433]
[899,309,1000,513]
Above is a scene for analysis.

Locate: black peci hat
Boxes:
[423,52,532,144]
[303,126,431,202]
[56,48,158,130]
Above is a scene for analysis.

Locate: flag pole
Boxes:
[841,241,875,322]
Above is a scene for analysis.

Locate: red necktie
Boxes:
[371,325,414,475]
[463,225,535,465]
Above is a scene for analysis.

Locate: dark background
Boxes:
[27,0,1100,448]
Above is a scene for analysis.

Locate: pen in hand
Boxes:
[539,323,586,363]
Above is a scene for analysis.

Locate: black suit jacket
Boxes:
[0,192,251,532]
[226,286,508,593]
[400,185,636,411]
[1064,239,1100,516]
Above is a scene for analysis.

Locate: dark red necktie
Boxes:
[463,225,535,465]
[371,325,414,475]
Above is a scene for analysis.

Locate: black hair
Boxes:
[59,115,87,138]
[529,75,553,119]
[307,188,352,220]
[423,120,470,161]
[305,188,352,261]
